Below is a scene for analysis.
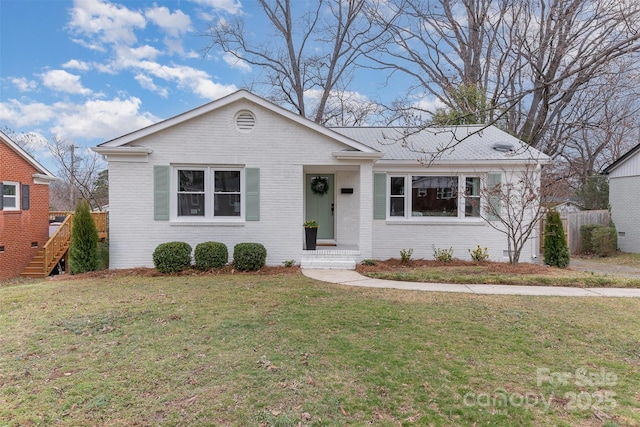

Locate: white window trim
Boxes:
[2,181,20,211]
[386,174,485,222]
[170,166,245,223]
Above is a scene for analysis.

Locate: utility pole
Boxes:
[69,144,76,210]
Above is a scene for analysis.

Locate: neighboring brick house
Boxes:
[604,142,640,253]
[0,130,56,279]
[94,90,549,270]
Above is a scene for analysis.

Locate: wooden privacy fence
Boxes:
[540,209,610,254]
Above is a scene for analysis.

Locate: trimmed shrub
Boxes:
[400,248,413,263]
[194,241,228,270]
[233,243,267,271]
[153,242,192,273]
[69,199,100,274]
[592,226,617,256]
[468,245,489,262]
[543,211,570,268]
[580,224,600,254]
[433,245,454,262]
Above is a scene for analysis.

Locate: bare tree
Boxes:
[203,0,390,124]
[473,165,551,265]
[370,0,640,150]
[49,137,107,211]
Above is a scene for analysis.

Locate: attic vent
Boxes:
[493,142,514,152]
[235,110,256,132]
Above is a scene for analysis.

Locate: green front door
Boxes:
[306,174,335,240]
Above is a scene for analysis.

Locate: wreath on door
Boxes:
[311,176,329,195]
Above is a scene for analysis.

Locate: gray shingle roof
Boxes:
[331,125,549,163]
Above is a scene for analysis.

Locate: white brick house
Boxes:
[604,142,640,253]
[94,90,549,269]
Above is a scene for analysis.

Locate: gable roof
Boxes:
[94,90,548,166]
[96,89,379,155]
[603,141,640,174]
[333,126,550,164]
[0,130,56,180]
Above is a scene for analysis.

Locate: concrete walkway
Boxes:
[302,269,640,298]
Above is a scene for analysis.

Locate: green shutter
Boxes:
[22,184,30,210]
[245,168,260,221]
[487,173,502,221]
[373,173,386,219]
[154,166,170,220]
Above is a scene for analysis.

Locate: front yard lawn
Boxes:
[1,272,639,426]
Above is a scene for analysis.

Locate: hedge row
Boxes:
[152,241,266,273]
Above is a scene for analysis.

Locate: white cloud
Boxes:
[135,74,169,98]
[41,69,92,95]
[10,77,37,92]
[0,99,57,127]
[62,59,91,71]
[114,45,161,64]
[222,52,251,72]
[133,60,236,99]
[51,97,157,140]
[1,97,157,142]
[68,0,146,47]
[145,6,192,37]
[190,0,243,15]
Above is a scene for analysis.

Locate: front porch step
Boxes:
[301,249,359,270]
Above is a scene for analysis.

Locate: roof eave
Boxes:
[0,130,56,178]
[332,151,384,160]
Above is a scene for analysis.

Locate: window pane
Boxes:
[178,194,205,216]
[214,194,241,216]
[179,170,204,192]
[2,184,17,208]
[390,177,405,195]
[390,197,404,216]
[3,185,16,196]
[215,171,241,192]
[465,177,480,217]
[411,176,458,217]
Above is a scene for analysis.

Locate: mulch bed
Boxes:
[356,258,554,275]
[45,259,553,282]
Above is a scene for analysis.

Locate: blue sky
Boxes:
[0,0,331,172]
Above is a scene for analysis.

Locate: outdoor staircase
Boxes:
[20,211,108,278]
[301,246,360,270]
[21,251,54,279]
[21,215,73,278]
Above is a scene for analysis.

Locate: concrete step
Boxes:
[300,258,357,270]
[301,248,359,270]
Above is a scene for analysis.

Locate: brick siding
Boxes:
[0,143,50,279]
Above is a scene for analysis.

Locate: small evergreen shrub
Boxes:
[194,241,228,270]
[282,260,296,268]
[69,199,100,274]
[361,259,377,266]
[591,226,617,256]
[153,241,192,273]
[543,211,570,268]
[433,245,454,262]
[233,243,267,271]
[400,248,413,263]
[468,245,489,262]
[580,224,600,254]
